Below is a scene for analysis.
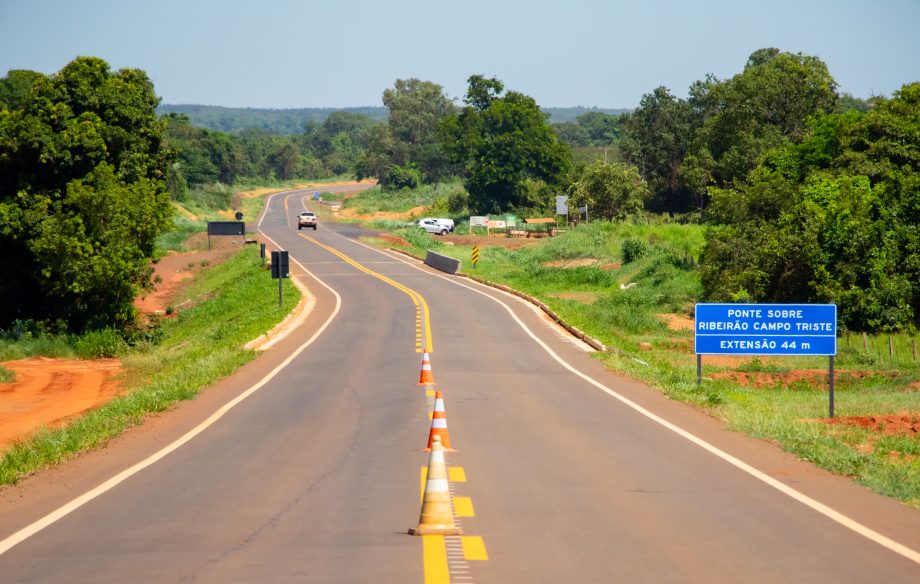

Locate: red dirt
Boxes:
[824,413,920,438]
[0,358,123,448]
[369,234,411,248]
[0,245,234,452]
[443,233,539,250]
[544,258,600,268]
[709,369,900,389]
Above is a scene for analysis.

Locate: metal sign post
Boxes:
[270,250,289,307]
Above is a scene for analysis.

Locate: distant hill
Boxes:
[157,104,389,134]
[158,104,631,134]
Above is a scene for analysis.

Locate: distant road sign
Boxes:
[695,303,837,356]
[555,195,568,215]
[207,221,244,236]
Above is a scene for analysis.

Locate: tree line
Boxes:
[1,50,918,334]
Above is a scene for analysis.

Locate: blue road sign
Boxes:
[695,303,837,356]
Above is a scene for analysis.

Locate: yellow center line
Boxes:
[448,467,466,482]
[298,234,434,352]
[423,535,450,583]
[462,536,489,561]
[453,497,474,517]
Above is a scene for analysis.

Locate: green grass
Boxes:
[344,181,465,217]
[0,333,76,360]
[0,246,299,484]
[358,213,920,508]
[0,364,13,383]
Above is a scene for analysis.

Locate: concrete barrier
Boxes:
[425,250,461,274]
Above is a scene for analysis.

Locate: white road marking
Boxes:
[347,236,920,567]
[0,200,342,556]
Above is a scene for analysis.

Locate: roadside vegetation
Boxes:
[0,246,297,484]
[1,48,918,505]
[363,220,920,508]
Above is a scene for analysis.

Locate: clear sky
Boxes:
[1,0,918,109]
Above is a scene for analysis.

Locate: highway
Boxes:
[1,186,919,582]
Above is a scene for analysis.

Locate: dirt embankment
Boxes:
[0,358,122,448]
[0,241,239,450]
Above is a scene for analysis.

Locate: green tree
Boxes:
[685,48,839,191]
[0,70,43,110]
[356,123,397,182]
[440,75,572,213]
[303,111,378,177]
[359,78,458,186]
[700,82,920,332]
[570,161,649,221]
[0,57,173,331]
[620,86,699,213]
[553,122,591,147]
[164,113,245,186]
[575,111,622,145]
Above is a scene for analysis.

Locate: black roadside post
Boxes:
[260,242,266,265]
[270,250,289,307]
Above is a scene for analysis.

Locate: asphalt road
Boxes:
[1,187,919,582]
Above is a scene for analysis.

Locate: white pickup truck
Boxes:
[418,218,454,235]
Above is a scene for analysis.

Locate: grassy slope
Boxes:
[0,246,297,484]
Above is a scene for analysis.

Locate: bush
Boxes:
[73,329,128,358]
[447,188,469,215]
[622,238,648,263]
[0,364,14,383]
[381,164,421,191]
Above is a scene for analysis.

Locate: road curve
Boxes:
[0,187,918,583]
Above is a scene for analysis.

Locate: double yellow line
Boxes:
[298,234,434,353]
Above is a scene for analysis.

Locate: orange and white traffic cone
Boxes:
[418,349,435,386]
[426,391,453,451]
[409,435,462,536]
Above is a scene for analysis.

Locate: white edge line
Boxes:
[0,197,342,557]
[345,236,920,567]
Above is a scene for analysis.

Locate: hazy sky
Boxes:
[1,0,918,109]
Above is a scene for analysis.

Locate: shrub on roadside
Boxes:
[622,237,648,263]
[0,365,14,383]
[73,329,128,359]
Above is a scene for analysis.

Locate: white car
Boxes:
[418,218,454,235]
[297,211,317,230]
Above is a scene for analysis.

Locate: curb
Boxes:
[387,247,607,353]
